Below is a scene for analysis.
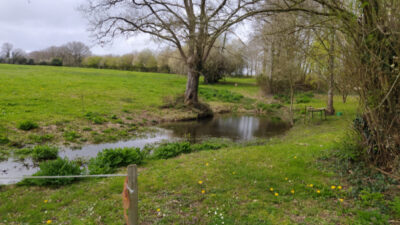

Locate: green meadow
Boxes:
[0,64,397,224]
[0,64,258,147]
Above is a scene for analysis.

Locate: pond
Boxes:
[0,114,290,184]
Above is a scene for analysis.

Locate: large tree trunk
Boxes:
[326,32,335,115]
[184,66,200,105]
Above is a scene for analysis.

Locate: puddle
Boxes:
[0,115,289,184]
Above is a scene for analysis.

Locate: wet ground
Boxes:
[0,114,289,184]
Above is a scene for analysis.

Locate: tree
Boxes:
[81,0,320,105]
[1,43,13,63]
[12,48,27,64]
[300,0,400,168]
[133,49,158,72]
[64,42,92,66]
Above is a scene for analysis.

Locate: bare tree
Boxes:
[64,41,92,66]
[12,48,27,64]
[81,0,325,105]
[301,0,400,168]
[1,43,13,62]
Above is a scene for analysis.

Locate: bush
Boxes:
[63,131,81,142]
[18,121,39,131]
[334,132,364,162]
[89,147,143,174]
[0,136,9,145]
[359,190,385,208]
[32,145,59,161]
[355,210,389,225]
[191,142,227,151]
[199,88,244,103]
[256,103,270,112]
[84,112,107,124]
[21,158,82,186]
[14,148,33,160]
[296,96,312,103]
[273,94,290,104]
[296,92,314,104]
[28,134,53,143]
[390,197,400,218]
[51,58,63,66]
[153,142,191,159]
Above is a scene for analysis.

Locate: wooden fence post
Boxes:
[127,165,139,225]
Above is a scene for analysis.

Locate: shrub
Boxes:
[32,145,59,161]
[334,132,364,162]
[199,88,244,103]
[296,96,311,103]
[28,134,53,143]
[18,121,39,131]
[355,210,389,225]
[21,158,82,186]
[0,149,9,162]
[153,142,191,159]
[296,92,314,104]
[82,127,92,131]
[14,148,33,160]
[359,190,385,208]
[256,103,270,112]
[63,131,81,142]
[191,142,227,151]
[84,112,107,124]
[0,136,9,145]
[270,103,283,109]
[50,58,63,66]
[88,147,143,174]
[273,94,290,104]
[390,197,400,218]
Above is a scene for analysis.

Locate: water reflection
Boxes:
[0,115,289,184]
[161,115,289,142]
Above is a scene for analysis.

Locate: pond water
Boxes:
[0,115,289,184]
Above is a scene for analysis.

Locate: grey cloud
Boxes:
[0,0,154,55]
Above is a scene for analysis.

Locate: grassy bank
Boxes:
[1,96,378,224]
[0,64,259,149]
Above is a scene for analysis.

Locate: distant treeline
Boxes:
[0,40,248,83]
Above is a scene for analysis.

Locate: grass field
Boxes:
[0,64,397,224]
[0,95,374,224]
[0,64,259,148]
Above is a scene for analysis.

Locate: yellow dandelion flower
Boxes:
[46,220,52,224]
[308,184,313,188]
[201,189,206,194]
[317,190,321,194]
[338,186,342,190]
[198,180,203,185]
[44,200,48,203]
[339,198,344,203]
[294,156,297,159]
[274,192,279,196]
[269,187,274,191]
[205,163,209,166]
[285,177,288,181]
[291,189,295,194]
[157,208,161,212]
[331,185,336,189]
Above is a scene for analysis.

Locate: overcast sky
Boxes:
[0,0,160,55]
[0,0,251,56]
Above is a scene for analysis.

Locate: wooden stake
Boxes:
[127,165,139,225]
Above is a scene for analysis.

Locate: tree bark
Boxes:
[326,32,335,115]
[342,93,347,103]
[184,66,200,105]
